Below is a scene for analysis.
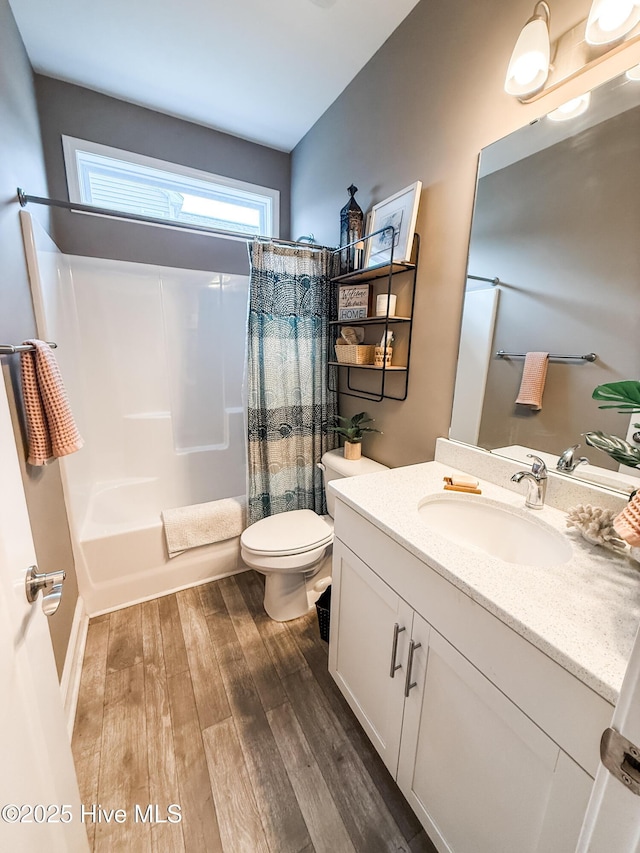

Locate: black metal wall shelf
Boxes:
[328,363,408,371]
[329,231,419,402]
[328,316,411,327]
[332,260,416,285]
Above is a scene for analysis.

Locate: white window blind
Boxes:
[62,137,279,238]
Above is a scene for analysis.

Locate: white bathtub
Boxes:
[76,477,243,615]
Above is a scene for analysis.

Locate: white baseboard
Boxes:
[60,596,89,739]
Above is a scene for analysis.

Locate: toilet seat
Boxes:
[241,542,329,573]
[240,509,333,557]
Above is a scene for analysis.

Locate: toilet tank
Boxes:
[320,448,389,518]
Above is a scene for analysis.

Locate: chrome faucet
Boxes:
[511,454,547,509]
[556,444,589,473]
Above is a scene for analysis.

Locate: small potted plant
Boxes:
[329,412,381,460]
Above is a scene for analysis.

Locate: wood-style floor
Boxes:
[72,570,437,853]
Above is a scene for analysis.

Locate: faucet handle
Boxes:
[557,444,589,471]
[526,454,547,478]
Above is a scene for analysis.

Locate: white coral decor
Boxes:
[566,504,628,552]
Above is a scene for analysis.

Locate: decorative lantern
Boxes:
[340,184,364,273]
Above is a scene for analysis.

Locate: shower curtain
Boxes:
[247,240,338,524]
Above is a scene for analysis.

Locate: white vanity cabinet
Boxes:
[328,503,606,853]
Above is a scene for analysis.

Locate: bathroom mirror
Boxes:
[450,66,640,495]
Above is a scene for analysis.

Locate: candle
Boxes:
[376,293,397,317]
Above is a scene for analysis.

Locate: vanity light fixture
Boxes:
[626,62,640,78]
[504,1,551,97]
[547,91,591,120]
[585,0,640,45]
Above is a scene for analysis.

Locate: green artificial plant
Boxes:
[591,381,640,413]
[329,412,381,444]
[584,380,640,469]
[582,431,640,468]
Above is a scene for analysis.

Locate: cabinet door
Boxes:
[398,623,589,853]
[329,539,413,775]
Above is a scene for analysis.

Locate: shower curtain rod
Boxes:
[16,189,335,252]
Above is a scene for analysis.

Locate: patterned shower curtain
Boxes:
[247,240,338,524]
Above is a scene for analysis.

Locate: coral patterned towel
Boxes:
[20,339,84,466]
[515,352,549,411]
[614,492,640,547]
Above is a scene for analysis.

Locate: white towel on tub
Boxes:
[162,495,247,558]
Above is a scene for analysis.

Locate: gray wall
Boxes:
[35,76,292,274]
[475,106,640,463]
[0,0,78,678]
[290,0,610,468]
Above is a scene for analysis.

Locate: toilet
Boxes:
[240,448,388,621]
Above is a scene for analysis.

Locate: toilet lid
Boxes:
[241,509,334,556]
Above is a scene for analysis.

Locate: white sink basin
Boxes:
[417,494,572,567]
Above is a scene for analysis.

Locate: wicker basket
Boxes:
[334,343,376,365]
[315,585,331,642]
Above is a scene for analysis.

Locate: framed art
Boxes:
[364,181,422,268]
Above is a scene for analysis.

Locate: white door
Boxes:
[0,373,88,853]
[398,622,593,853]
[328,539,412,776]
[449,286,499,446]
[577,624,640,851]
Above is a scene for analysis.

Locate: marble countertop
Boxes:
[329,460,640,704]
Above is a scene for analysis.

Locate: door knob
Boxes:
[25,565,66,616]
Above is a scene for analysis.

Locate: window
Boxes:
[62,136,279,238]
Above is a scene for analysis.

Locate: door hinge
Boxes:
[600,727,640,796]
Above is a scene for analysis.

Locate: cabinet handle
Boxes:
[389,623,406,678]
[404,639,422,697]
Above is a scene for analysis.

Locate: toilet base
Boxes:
[263,570,309,621]
[259,551,332,622]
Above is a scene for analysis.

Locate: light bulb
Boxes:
[547,92,591,121]
[599,0,634,30]
[505,4,551,98]
[626,63,640,79]
[586,0,640,44]
[511,51,548,85]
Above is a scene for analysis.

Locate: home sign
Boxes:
[338,285,370,321]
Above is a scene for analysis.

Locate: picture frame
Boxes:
[363,181,422,268]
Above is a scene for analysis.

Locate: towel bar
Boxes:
[468,274,501,285]
[496,350,597,362]
[0,342,57,354]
